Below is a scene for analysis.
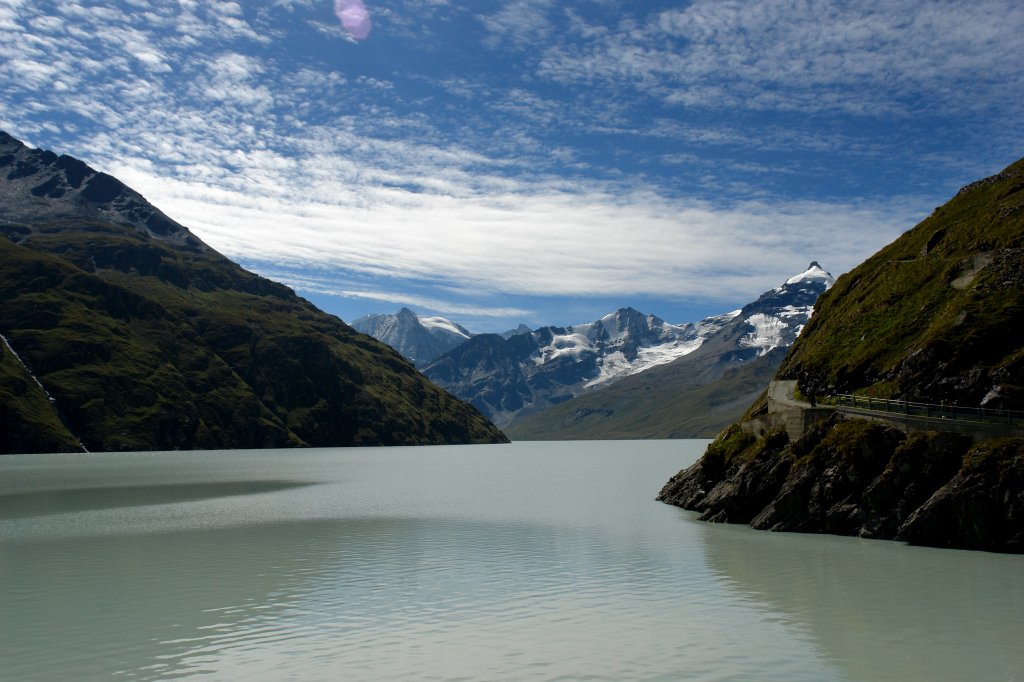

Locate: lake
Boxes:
[1,441,1022,681]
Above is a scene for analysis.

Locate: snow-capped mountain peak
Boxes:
[525,306,731,390]
[783,261,835,289]
[352,308,472,367]
[740,261,833,355]
[369,263,833,428]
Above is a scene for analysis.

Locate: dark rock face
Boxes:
[658,417,1024,553]
[422,334,542,427]
[899,440,1024,552]
[859,431,969,538]
[748,420,909,535]
[0,131,202,250]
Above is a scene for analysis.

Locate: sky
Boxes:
[1,0,1022,333]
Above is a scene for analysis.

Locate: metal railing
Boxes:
[835,394,1024,426]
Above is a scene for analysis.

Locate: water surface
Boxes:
[1,441,1021,681]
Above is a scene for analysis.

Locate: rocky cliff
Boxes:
[659,157,1024,552]
[659,418,1023,552]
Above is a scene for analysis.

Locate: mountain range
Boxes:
[358,263,834,434]
[507,263,834,439]
[0,131,507,453]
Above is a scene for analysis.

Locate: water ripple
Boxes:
[2,442,1022,681]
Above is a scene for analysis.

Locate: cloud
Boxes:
[260,270,533,320]
[195,52,275,109]
[538,0,1024,117]
[478,0,557,49]
[106,146,921,310]
[0,0,1017,327]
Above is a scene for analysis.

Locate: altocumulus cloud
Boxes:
[1,0,1020,327]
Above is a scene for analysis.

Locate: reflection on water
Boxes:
[696,520,1024,681]
[0,481,314,519]
[1,442,1022,681]
[1,515,830,681]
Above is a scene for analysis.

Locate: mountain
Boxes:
[0,131,507,453]
[658,158,1024,552]
[500,324,533,339]
[351,308,472,368]
[422,307,738,427]
[506,263,835,439]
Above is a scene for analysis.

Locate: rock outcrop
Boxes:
[658,417,1023,552]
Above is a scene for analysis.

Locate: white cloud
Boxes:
[263,270,533,320]
[539,0,1024,116]
[106,146,920,309]
[0,0,1017,327]
[478,0,557,49]
[4,58,58,88]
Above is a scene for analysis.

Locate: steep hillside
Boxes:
[0,131,506,453]
[659,158,1024,552]
[779,163,1024,408]
[1,334,82,453]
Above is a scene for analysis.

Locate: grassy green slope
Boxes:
[779,158,1024,407]
[0,221,506,452]
[1,333,82,453]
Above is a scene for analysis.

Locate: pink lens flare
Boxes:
[335,0,372,40]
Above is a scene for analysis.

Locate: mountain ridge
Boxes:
[421,305,738,427]
[0,131,507,453]
[418,263,831,430]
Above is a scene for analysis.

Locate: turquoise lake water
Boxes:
[1,441,1021,681]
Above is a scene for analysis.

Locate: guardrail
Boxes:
[835,394,1024,426]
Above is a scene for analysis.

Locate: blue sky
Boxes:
[2,0,1022,332]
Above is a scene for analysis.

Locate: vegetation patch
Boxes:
[0,206,507,452]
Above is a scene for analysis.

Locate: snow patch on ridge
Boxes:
[740,313,788,354]
[584,336,706,389]
[535,331,593,364]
